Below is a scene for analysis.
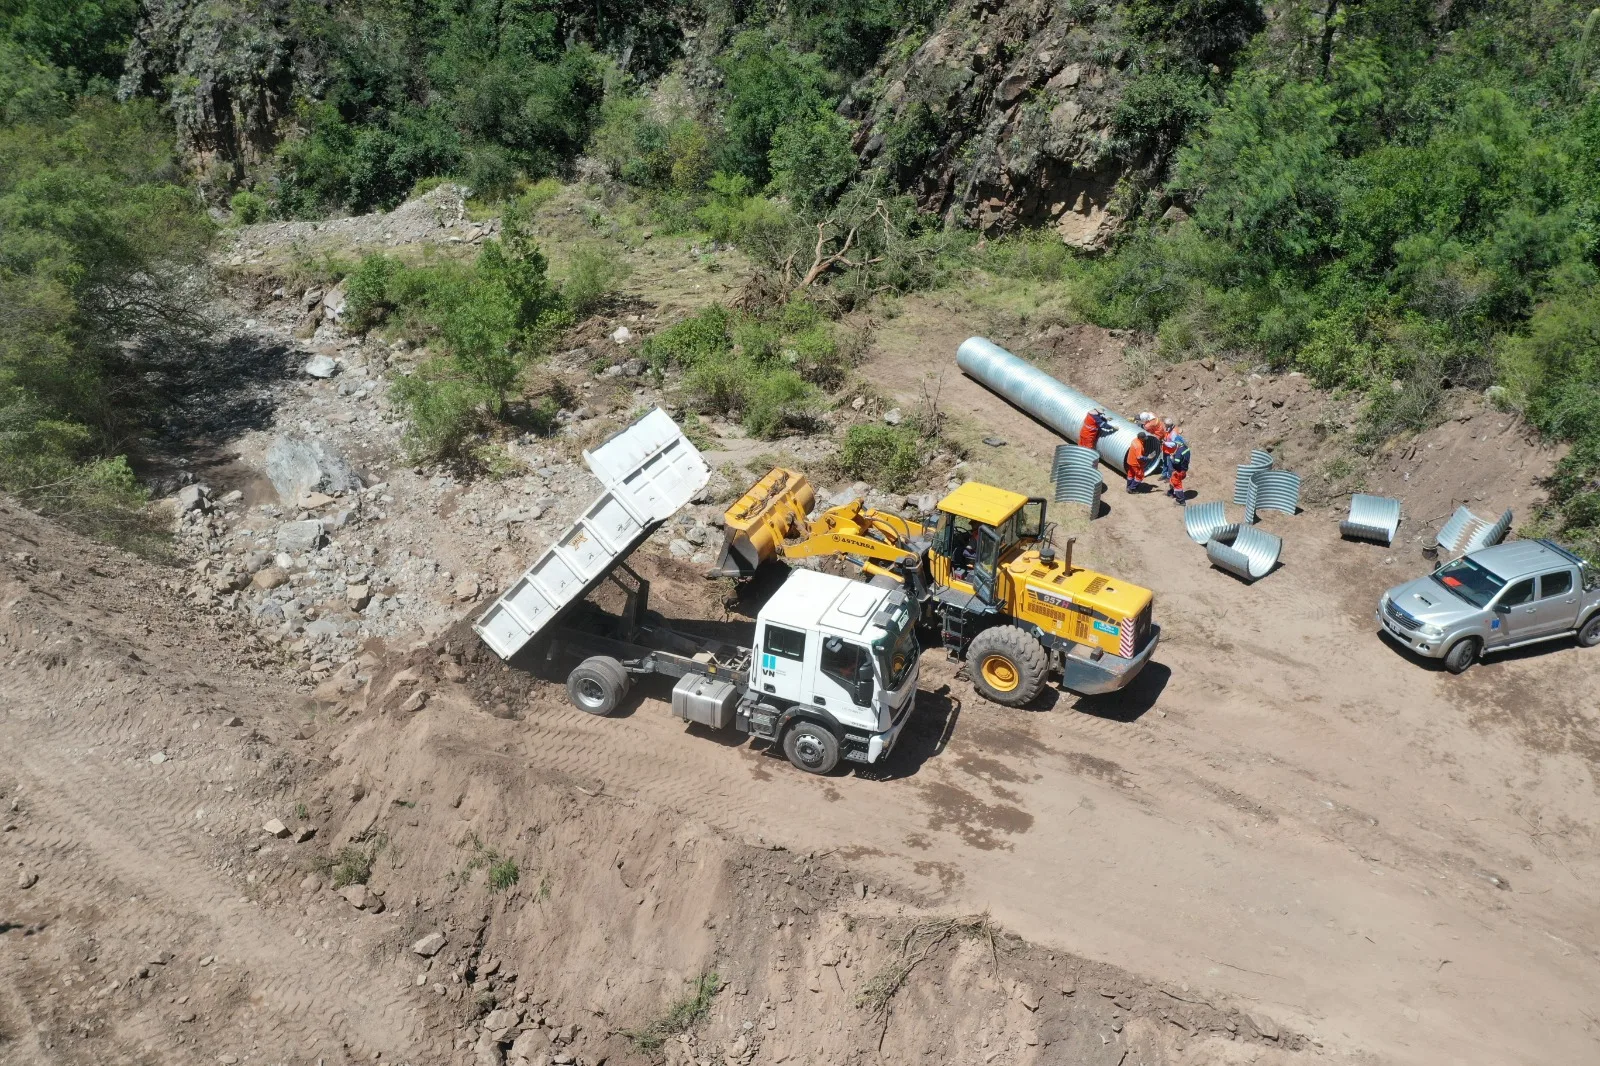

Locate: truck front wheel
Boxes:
[1443,637,1480,675]
[1579,613,1600,648]
[566,656,631,715]
[967,625,1049,707]
[782,720,840,775]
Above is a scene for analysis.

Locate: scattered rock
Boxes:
[292,826,317,843]
[263,818,289,837]
[1248,1012,1280,1041]
[251,566,290,591]
[174,484,210,514]
[265,435,362,504]
[346,583,372,610]
[611,326,633,344]
[1017,984,1041,1011]
[298,491,336,509]
[224,715,244,727]
[339,883,382,911]
[882,408,903,425]
[412,932,447,957]
[275,520,325,554]
[304,354,338,378]
[299,873,322,892]
[18,870,38,889]
[399,690,430,714]
[983,436,1007,447]
[149,752,167,765]
[483,1006,520,1035]
[455,575,480,601]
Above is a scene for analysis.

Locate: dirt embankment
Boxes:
[0,499,1301,1066]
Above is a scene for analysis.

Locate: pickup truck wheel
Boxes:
[782,720,840,775]
[1443,637,1480,675]
[967,625,1048,707]
[566,656,630,716]
[1579,613,1600,648]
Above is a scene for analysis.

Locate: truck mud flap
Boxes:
[1059,624,1160,696]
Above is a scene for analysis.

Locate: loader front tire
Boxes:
[967,626,1049,707]
[566,656,631,715]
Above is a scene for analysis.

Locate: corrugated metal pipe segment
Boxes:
[1341,494,1401,545]
[957,337,1144,474]
[1207,525,1282,582]
[1233,450,1273,505]
[1252,470,1302,517]
[1184,501,1240,545]
[1051,444,1104,509]
[1438,506,1479,554]
[1464,508,1513,552]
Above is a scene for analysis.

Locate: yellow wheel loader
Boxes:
[712,469,1159,705]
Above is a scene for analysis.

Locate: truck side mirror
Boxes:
[1493,601,1512,613]
[853,678,874,707]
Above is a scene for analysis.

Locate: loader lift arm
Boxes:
[711,468,926,581]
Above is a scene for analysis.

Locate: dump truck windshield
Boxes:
[874,603,918,689]
[1431,556,1505,608]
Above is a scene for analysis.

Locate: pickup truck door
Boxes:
[1534,567,1581,636]
[1489,578,1537,646]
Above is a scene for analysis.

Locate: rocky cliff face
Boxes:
[120,0,319,179]
[844,0,1254,247]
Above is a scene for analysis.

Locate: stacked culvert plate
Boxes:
[1183,501,1239,545]
[1051,443,1104,510]
[1207,525,1282,582]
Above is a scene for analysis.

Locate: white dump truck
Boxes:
[473,408,919,774]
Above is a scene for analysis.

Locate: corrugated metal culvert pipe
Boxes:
[956,337,1152,475]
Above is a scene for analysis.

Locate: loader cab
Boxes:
[930,483,1046,604]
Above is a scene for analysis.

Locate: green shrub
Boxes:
[769,109,858,210]
[624,971,721,1052]
[391,368,486,463]
[742,368,819,437]
[563,244,630,318]
[835,423,923,486]
[229,189,270,223]
[643,305,733,369]
[732,319,782,365]
[791,323,848,387]
[681,359,746,416]
[716,32,835,185]
[342,253,405,332]
[488,857,519,893]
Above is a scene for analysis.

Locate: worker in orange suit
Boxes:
[1125,434,1147,493]
[1079,407,1115,449]
[1166,434,1191,505]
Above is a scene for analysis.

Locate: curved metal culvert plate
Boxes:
[1206,525,1282,582]
[1183,501,1239,545]
[1437,505,1480,555]
[1052,442,1100,476]
[1053,468,1105,508]
[1252,470,1302,517]
[1233,449,1274,506]
[1340,494,1401,545]
[1463,508,1513,553]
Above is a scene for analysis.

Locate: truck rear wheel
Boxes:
[566,656,631,715]
[1443,637,1480,675]
[782,720,840,775]
[967,626,1049,707]
[1579,613,1600,648]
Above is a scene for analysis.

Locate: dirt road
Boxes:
[480,316,1600,1064]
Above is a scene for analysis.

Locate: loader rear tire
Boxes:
[566,656,630,716]
[967,626,1049,707]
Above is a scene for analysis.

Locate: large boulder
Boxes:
[264,435,361,504]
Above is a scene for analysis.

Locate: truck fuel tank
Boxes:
[671,673,740,730]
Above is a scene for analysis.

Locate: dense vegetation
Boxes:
[1069,1,1600,558]
[7,0,1600,558]
[2,0,210,537]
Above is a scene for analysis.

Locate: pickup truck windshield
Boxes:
[874,606,918,690]
[1431,557,1505,608]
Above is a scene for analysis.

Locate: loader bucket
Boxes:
[710,467,816,577]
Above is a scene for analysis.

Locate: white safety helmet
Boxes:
[1138,411,1155,424]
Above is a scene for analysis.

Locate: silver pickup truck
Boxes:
[1378,539,1600,673]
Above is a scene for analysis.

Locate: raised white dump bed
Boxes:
[472,408,711,659]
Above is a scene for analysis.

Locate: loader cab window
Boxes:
[938,513,980,577]
[1016,499,1046,541]
[820,637,873,707]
